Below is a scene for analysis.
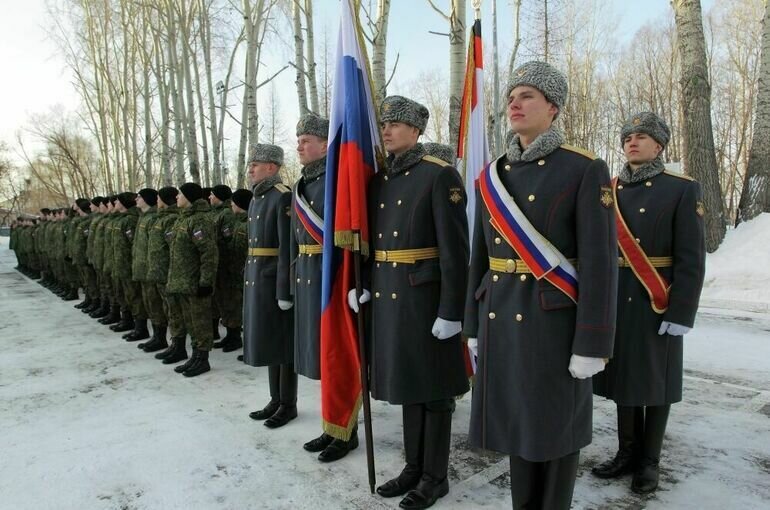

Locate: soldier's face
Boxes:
[507,86,558,138]
[623,133,662,167]
[248,161,277,185]
[209,193,221,205]
[177,193,190,208]
[381,122,419,156]
[297,135,327,166]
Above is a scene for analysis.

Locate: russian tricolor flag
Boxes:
[320,0,382,441]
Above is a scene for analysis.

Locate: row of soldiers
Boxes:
[9,59,706,510]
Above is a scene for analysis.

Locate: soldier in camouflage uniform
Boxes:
[82,198,105,314]
[98,197,123,325]
[111,192,147,338]
[91,197,117,320]
[164,183,219,377]
[37,208,53,288]
[70,198,98,311]
[208,184,234,345]
[242,144,298,429]
[147,187,184,357]
[129,189,162,344]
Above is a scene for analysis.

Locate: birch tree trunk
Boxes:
[448,0,466,153]
[304,0,320,114]
[370,0,391,108]
[738,0,770,223]
[200,0,220,184]
[673,0,726,251]
[293,0,309,115]
[165,5,186,184]
[178,0,201,184]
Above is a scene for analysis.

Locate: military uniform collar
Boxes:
[143,206,157,215]
[387,143,425,176]
[619,157,665,184]
[301,156,327,181]
[158,205,177,215]
[186,198,211,214]
[252,174,283,196]
[505,127,565,163]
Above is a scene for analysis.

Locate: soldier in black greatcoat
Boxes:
[592,112,706,494]
[349,96,470,510]
[242,143,298,429]
[463,61,618,509]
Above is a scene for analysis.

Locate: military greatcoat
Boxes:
[290,157,327,380]
[243,177,293,367]
[367,145,470,405]
[592,170,705,406]
[464,143,618,463]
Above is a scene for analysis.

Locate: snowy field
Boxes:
[1,226,769,510]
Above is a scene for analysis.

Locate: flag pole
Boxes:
[352,231,376,493]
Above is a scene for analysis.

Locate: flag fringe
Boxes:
[323,394,363,441]
[334,230,370,257]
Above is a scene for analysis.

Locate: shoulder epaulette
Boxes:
[663,169,695,181]
[422,155,451,167]
[560,144,597,160]
[274,183,291,193]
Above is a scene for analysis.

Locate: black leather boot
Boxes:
[124,319,150,342]
[303,433,335,453]
[378,404,425,498]
[183,349,211,377]
[74,296,91,309]
[318,425,359,462]
[156,335,182,360]
[220,327,243,353]
[175,349,200,373]
[162,337,189,364]
[62,288,79,301]
[249,366,280,420]
[110,310,134,332]
[632,405,670,494]
[140,325,168,352]
[399,401,453,509]
[264,364,298,428]
[83,298,100,314]
[99,303,121,324]
[90,299,109,318]
[593,405,643,479]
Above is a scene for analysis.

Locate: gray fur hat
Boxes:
[296,113,330,139]
[506,61,568,109]
[381,95,430,134]
[423,143,455,164]
[248,143,284,166]
[620,111,671,149]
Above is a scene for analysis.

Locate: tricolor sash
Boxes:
[612,178,669,313]
[293,183,324,246]
[478,157,579,302]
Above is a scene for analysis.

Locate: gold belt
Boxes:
[298,244,323,255]
[248,247,279,257]
[618,256,672,268]
[489,256,577,274]
[374,247,439,264]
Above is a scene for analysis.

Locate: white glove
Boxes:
[568,354,606,379]
[277,299,293,311]
[431,317,462,340]
[658,321,691,336]
[467,337,478,358]
[346,288,371,313]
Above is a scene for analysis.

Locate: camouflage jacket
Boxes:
[131,207,158,281]
[166,199,218,295]
[216,209,248,288]
[69,215,93,266]
[145,205,179,284]
[102,213,123,275]
[112,207,140,280]
[86,214,104,265]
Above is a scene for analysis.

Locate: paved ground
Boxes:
[1,242,769,509]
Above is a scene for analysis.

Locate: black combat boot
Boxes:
[140,325,168,352]
[99,303,121,324]
[123,319,150,342]
[221,327,243,353]
[175,349,200,373]
[74,296,91,309]
[632,405,671,494]
[378,404,425,498]
[318,425,359,463]
[303,433,335,453]
[593,405,643,479]
[398,401,453,510]
[183,349,211,377]
[162,337,189,364]
[90,299,109,318]
[110,311,134,332]
[249,366,280,420]
[156,335,182,360]
[83,298,100,314]
[264,364,298,428]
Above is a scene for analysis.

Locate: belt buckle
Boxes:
[505,259,516,273]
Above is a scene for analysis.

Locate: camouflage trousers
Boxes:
[166,293,213,351]
[159,285,185,338]
[214,283,243,329]
[78,264,98,299]
[141,282,167,326]
[122,279,146,320]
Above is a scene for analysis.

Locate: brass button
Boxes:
[375,292,380,298]
[248,217,252,222]
[296,278,300,283]
[376,263,381,268]
[519,274,527,282]
[635,237,641,243]
[628,297,632,302]
[405,171,410,176]
[397,200,402,205]
[391,293,397,299]
[310,201,314,206]
[307,279,311,284]
[537,159,545,166]
[492,274,499,282]
[515,313,523,322]
[639,208,646,213]
[392,262,398,268]
[504,164,511,171]
[618,184,624,190]
[528,194,535,202]
[645,181,652,187]
[488,312,496,319]
[393,231,398,237]
[256,215,260,219]
[505,259,516,272]
[379,203,384,209]
[494,237,501,245]
[378,233,383,239]
[384,175,388,181]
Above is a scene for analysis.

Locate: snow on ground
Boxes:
[1,234,769,510]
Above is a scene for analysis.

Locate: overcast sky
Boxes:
[0,0,715,166]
